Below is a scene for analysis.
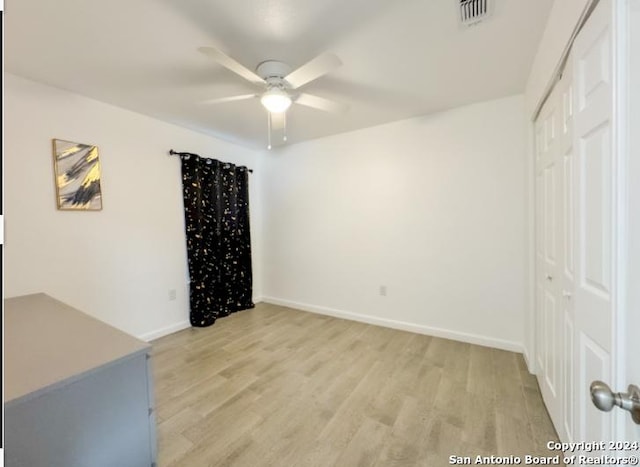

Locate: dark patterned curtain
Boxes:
[180,154,254,327]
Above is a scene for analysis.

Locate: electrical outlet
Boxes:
[168,289,177,301]
[379,285,387,297]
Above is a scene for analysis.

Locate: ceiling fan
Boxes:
[198,46,348,148]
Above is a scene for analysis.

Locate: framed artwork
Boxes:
[52,139,103,210]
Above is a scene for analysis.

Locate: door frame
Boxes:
[623,0,640,441]
[612,0,632,442]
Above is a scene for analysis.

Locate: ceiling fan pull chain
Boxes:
[267,111,272,150]
[283,112,288,142]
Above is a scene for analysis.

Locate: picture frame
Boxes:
[52,139,103,210]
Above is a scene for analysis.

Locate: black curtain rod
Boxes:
[169,149,253,173]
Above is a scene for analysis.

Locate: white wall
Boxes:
[261,95,527,351]
[4,73,263,340]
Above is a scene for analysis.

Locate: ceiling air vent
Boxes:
[459,0,490,26]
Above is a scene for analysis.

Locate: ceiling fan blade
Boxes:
[199,94,258,105]
[270,112,285,131]
[295,93,349,113]
[198,47,265,86]
[284,53,342,89]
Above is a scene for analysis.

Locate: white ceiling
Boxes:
[5,0,553,149]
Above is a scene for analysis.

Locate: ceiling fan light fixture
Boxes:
[260,88,292,113]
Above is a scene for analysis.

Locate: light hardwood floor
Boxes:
[151,303,558,467]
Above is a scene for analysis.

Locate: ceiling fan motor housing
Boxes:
[256,60,293,88]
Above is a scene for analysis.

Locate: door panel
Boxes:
[558,75,576,442]
[563,313,574,440]
[580,125,612,299]
[579,333,611,440]
[563,151,575,280]
[562,79,575,281]
[544,165,557,266]
[559,60,575,443]
[536,283,545,371]
[536,82,563,433]
[577,29,611,113]
[572,0,615,445]
[544,290,558,397]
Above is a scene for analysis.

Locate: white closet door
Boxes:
[535,0,617,445]
[572,0,616,443]
[559,58,576,443]
[535,79,563,435]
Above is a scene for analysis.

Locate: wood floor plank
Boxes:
[442,340,471,384]
[523,385,560,454]
[155,374,228,421]
[299,360,391,467]
[151,303,558,466]
[496,411,536,457]
[409,360,443,408]
[156,433,193,467]
[332,416,390,467]
[403,332,433,358]
[492,349,530,423]
[373,395,433,467]
[461,391,498,453]
[467,344,497,398]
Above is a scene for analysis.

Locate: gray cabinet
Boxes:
[4,294,157,467]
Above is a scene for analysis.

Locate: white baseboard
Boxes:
[262,296,523,354]
[138,320,191,342]
[138,298,264,342]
